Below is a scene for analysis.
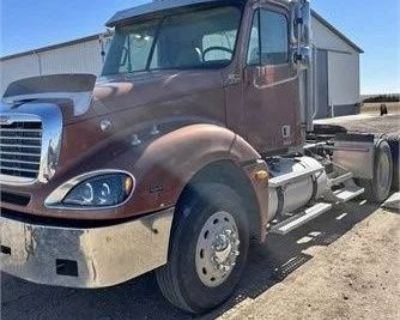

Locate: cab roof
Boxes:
[106,0,246,27]
[106,0,363,53]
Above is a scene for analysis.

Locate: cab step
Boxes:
[331,185,365,202]
[270,202,333,235]
[324,180,365,204]
[328,172,353,187]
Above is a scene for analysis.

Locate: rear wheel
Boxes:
[156,183,249,314]
[359,140,393,202]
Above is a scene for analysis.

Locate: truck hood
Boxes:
[58,69,225,170]
[92,70,223,115]
[2,70,224,126]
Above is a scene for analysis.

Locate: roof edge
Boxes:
[0,33,109,62]
[311,10,364,54]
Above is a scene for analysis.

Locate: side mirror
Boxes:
[292,46,311,70]
[290,0,312,47]
[291,0,312,70]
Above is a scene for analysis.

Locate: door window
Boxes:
[247,9,289,66]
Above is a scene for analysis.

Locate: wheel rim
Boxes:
[377,152,390,194]
[195,211,240,287]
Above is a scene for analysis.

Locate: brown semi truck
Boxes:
[0,0,396,314]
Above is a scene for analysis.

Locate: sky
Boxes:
[1,0,399,94]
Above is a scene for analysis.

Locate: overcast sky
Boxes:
[1,0,399,94]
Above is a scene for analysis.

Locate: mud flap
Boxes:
[387,134,399,190]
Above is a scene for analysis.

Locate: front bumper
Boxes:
[0,208,174,288]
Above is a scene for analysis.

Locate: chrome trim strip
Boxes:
[45,169,136,211]
[254,74,298,89]
[0,208,174,288]
[0,102,63,185]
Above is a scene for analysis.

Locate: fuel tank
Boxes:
[267,156,328,219]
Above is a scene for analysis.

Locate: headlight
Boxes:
[45,171,135,209]
[63,174,134,207]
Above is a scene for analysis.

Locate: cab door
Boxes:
[243,5,302,154]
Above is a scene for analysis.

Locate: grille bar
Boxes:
[0,151,41,157]
[1,159,41,165]
[0,165,39,173]
[0,136,42,141]
[0,143,41,149]
[0,129,42,133]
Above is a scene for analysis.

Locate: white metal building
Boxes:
[0,10,362,118]
[311,12,363,118]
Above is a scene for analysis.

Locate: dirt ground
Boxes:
[1,201,399,320]
[315,113,400,136]
[361,102,400,115]
[219,206,400,320]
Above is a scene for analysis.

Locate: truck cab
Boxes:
[102,0,303,153]
[0,0,394,314]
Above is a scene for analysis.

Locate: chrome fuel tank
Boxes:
[268,156,328,219]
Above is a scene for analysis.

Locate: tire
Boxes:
[359,140,393,203]
[156,183,249,314]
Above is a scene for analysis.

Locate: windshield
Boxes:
[102,6,242,76]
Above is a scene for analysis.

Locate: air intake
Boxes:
[0,120,43,180]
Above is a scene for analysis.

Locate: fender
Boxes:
[127,124,269,220]
[124,123,270,242]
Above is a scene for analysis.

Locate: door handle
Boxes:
[255,66,266,85]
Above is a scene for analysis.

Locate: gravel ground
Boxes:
[219,206,400,320]
[1,201,399,320]
[315,114,400,135]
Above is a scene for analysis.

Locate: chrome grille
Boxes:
[0,121,43,179]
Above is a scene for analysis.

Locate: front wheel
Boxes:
[156,183,249,314]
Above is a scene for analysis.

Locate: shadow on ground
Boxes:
[1,199,383,320]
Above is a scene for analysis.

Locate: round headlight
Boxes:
[62,174,134,207]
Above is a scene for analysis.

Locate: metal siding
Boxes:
[1,56,41,96]
[328,51,360,107]
[1,40,103,96]
[312,16,358,54]
[40,40,103,75]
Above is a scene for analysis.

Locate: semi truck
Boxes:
[0,0,396,314]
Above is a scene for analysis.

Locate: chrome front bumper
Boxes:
[0,208,174,288]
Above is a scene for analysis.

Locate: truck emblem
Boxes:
[0,116,13,125]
